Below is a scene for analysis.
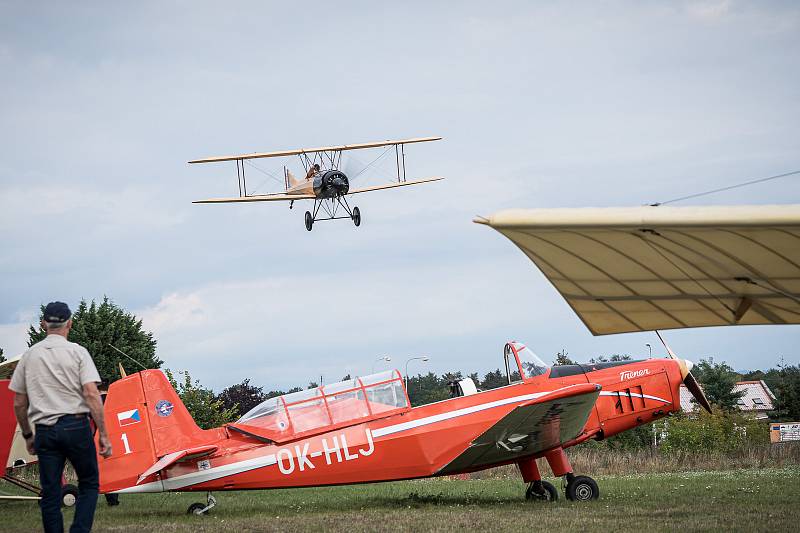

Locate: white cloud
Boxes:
[686,0,732,21]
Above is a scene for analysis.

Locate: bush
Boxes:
[659,410,769,455]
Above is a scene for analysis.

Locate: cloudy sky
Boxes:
[1,1,798,391]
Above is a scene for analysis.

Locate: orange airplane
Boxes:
[189,137,444,231]
[96,339,710,513]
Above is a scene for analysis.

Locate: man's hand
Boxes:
[25,436,36,456]
[98,432,113,458]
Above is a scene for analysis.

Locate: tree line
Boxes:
[6,297,799,431]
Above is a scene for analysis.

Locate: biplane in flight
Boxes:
[189,137,444,231]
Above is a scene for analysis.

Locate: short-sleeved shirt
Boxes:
[9,334,101,426]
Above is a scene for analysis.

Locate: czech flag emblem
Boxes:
[117,409,141,427]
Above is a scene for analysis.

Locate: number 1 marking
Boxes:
[121,433,132,454]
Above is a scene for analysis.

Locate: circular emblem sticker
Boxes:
[155,400,174,417]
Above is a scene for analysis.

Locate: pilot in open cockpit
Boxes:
[305,163,320,180]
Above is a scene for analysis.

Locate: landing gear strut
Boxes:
[303,196,360,231]
[187,492,217,516]
[519,448,600,502]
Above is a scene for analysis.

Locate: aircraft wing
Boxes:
[347,176,444,195]
[475,204,800,335]
[437,383,600,475]
[192,193,316,204]
[189,136,441,164]
[0,355,21,380]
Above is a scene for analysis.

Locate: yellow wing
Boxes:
[192,193,316,204]
[347,176,444,195]
[189,137,441,164]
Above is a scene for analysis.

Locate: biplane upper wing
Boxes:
[189,136,442,164]
[346,176,445,195]
[437,383,601,474]
[475,204,800,335]
[192,192,316,204]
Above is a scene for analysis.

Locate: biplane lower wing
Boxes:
[346,176,444,195]
[192,193,316,204]
[437,383,600,474]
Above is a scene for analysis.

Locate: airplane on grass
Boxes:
[189,137,444,231]
[96,340,708,513]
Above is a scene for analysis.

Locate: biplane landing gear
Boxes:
[304,196,360,230]
[187,492,217,516]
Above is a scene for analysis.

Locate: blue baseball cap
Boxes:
[43,301,72,323]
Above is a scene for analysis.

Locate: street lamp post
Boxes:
[404,356,430,390]
[645,343,652,358]
[371,355,391,374]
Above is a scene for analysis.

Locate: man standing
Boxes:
[10,302,112,533]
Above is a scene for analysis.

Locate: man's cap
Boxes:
[43,301,72,323]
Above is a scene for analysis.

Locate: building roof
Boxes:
[680,380,776,412]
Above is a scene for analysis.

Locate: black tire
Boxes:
[61,484,79,507]
[525,480,558,502]
[304,211,313,231]
[187,502,208,515]
[352,206,361,227]
[566,475,599,501]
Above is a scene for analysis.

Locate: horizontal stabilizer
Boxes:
[137,445,218,484]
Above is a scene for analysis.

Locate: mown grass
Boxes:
[1,466,799,532]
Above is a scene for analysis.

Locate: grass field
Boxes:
[2,466,799,532]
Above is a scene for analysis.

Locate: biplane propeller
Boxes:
[189,137,444,231]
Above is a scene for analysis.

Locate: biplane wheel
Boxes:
[304,211,313,231]
[525,480,558,502]
[352,206,361,227]
[565,475,599,501]
[187,502,208,515]
[61,484,78,507]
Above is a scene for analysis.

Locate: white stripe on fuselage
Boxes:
[115,385,594,493]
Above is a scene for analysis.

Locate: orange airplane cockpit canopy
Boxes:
[229,370,410,444]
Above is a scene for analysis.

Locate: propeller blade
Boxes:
[683,370,713,413]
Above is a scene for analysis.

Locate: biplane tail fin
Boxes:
[99,370,212,493]
[286,169,300,188]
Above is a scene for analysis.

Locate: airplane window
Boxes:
[509,342,550,379]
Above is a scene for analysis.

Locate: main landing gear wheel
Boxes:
[525,480,558,502]
[61,484,78,507]
[352,206,361,227]
[187,493,217,515]
[565,475,599,501]
[304,211,313,231]
[187,502,207,515]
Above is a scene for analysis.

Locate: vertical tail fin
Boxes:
[285,166,300,188]
[99,370,214,493]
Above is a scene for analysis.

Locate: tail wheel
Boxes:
[187,502,208,515]
[352,206,361,227]
[525,480,558,502]
[304,211,313,231]
[61,484,79,507]
[565,475,599,501]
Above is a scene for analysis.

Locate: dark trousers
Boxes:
[35,415,99,533]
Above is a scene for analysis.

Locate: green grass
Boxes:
[2,467,799,532]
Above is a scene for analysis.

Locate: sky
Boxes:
[1,1,799,391]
